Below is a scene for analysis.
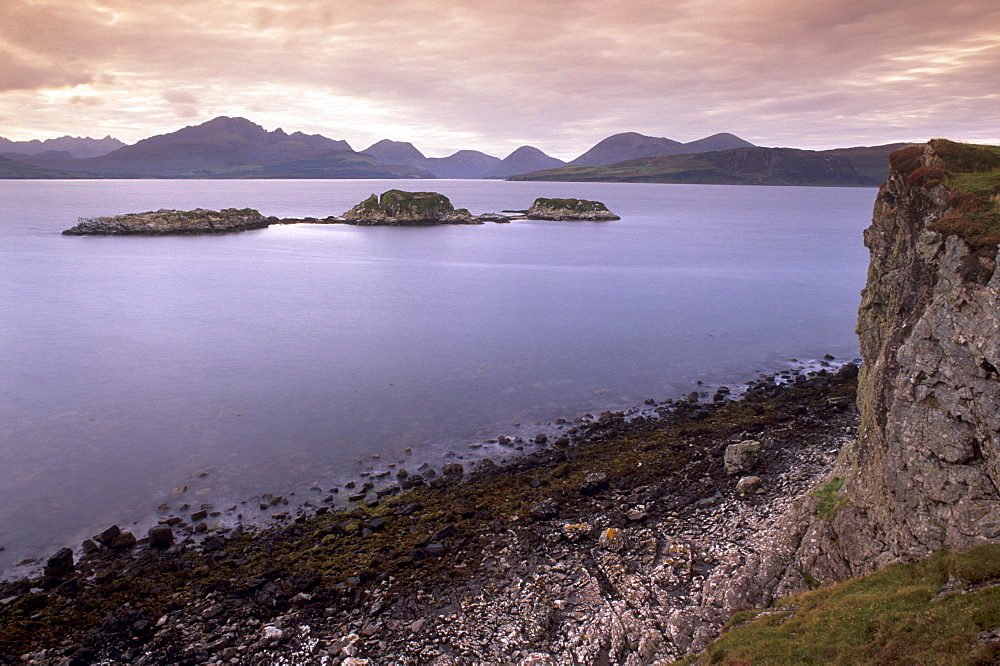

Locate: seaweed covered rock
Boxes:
[63,208,273,235]
[525,197,620,221]
[342,190,483,225]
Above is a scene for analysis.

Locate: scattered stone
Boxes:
[627,505,649,521]
[599,527,627,552]
[837,362,859,379]
[95,525,121,547]
[43,548,74,578]
[109,531,137,551]
[736,476,762,495]
[579,472,609,495]
[261,625,284,645]
[442,462,464,478]
[561,523,592,542]
[395,502,423,517]
[528,498,560,521]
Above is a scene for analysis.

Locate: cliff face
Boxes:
[794,140,1000,582]
[841,140,1000,560]
[675,141,1000,655]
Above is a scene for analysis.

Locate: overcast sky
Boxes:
[2,0,998,159]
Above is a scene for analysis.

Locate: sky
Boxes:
[1,0,999,159]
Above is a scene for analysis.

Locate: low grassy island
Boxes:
[342,190,491,225]
[525,197,620,221]
[62,208,278,235]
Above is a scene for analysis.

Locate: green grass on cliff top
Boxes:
[677,544,1000,665]
[900,140,1000,262]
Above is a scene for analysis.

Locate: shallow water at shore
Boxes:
[0,179,874,572]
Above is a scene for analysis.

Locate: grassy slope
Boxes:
[676,545,1000,665]
[925,140,1000,256]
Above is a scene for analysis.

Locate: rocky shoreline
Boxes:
[0,361,859,664]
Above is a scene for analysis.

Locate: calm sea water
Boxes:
[0,179,874,572]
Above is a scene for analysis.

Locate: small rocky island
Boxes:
[525,197,621,220]
[62,208,277,235]
[342,189,488,225]
[61,191,620,235]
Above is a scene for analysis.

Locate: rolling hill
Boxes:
[511,144,908,186]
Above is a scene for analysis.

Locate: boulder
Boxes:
[724,440,762,475]
[736,475,762,495]
[579,472,609,495]
[43,548,74,578]
[442,462,464,478]
[147,525,174,550]
[109,531,136,551]
[528,498,560,520]
[95,525,121,547]
[599,527,627,552]
[561,523,592,542]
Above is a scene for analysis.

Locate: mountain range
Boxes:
[0,116,902,185]
[0,134,125,159]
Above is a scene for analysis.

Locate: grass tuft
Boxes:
[811,477,846,519]
[684,544,1000,666]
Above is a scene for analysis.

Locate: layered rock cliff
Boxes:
[802,139,1000,576]
[667,140,1000,655]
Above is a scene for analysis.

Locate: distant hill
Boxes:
[820,143,911,185]
[424,150,501,179]
[677,132,757,154]
[16,117,354,177]
[569,132,683,166]
[361,140,427,169]
[202,148,434,179]
[0,134,125,159]
[362,141,502,178]
[511,144,907,187]
[0,155,91,179]
[483,146,565,179]
[568,131,755,166]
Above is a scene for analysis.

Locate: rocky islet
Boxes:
[60,191,621,235]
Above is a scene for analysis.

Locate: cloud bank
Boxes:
[1,0,998,157]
